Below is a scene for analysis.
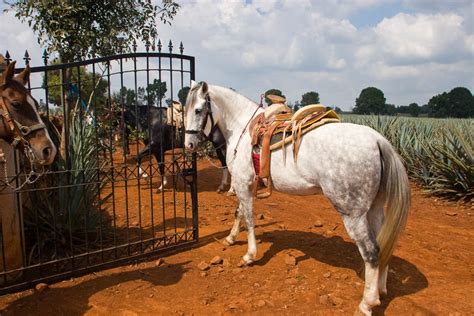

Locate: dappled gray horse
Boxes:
[184,82,410,315]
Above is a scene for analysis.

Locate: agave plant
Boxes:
[342,115,473,202]
[23,107,112,263]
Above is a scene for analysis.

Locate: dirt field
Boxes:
[0,158,473,315]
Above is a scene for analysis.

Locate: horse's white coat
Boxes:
[184,84,409,315]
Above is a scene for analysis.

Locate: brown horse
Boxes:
[0,59,56,165]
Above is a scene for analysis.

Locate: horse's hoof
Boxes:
[223,237,234,246]
[379,289,387,297]
[216,187,225,194]
[226,190,236,197]
[241,254,255,265]
[356,302,372,316]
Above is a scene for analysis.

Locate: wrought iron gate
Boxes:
[0,42,198,294]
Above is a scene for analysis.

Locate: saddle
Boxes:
[249,96,340,198]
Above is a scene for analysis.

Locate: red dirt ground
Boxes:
[0,158,473,315]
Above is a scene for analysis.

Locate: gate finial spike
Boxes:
[42,49,49,65]
[145,41,150,52]
[179,42,184,54]
[168,40,173,53]
[5,51,11,64]
[24,50,30,65]
[132,39,137,52]
[158,39,162,52]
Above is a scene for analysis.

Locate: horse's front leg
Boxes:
[224,203,243,245]
[233,182,257,264]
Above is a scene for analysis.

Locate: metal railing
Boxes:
[0,41,198,294]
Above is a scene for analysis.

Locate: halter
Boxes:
[0,93,48,190]
[0,95,46,148]
[185,94,216,141]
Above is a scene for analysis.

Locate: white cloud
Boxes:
[1,1,473,110]
[373,13,473,65]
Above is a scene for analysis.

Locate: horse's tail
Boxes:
[376,138,410,269]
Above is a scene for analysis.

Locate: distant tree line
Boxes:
[263,86,473,118]
[352,86,473,118]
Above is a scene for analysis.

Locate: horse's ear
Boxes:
[1,61,16,86]
[15,64,30,85]
[190,80,197,89]
[201,81,208,94]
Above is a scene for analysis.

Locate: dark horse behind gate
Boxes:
[120,105,230,192]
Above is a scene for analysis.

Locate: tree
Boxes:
[178,86,190,105]
[44,64,108,114]
[292,101,301,112]
[353,87,386,114]
[8,1,179,62]
[300,91,320,107]
[264,89,285,106]
[146,79,167,105]
[448,87,474,118]
[427,92,450,118]
[408,103,420,117]
[334,106,343,114]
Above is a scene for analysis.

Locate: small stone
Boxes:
[257,213,265,220]
[198,261,210,271]
[314,220,323,228]
[445,211,457,216]
[228,303,238,310]
[257,299,266,307]
[35,283,49,293]
[284,255,297,266]
[149,294,154,298]
[222,259,231,267]
[319,294,329,305]
[278,224,287,230]
[253,282,260,288]
[200,271,208,277]
[331,296,343,306]
[155,258,164,266]
[217,266,225,273]
[323,272,331,278]
[264,202,278,206]
[210,256,223,265]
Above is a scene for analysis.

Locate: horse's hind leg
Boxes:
[341,214,381,315]
[368,198,388,296]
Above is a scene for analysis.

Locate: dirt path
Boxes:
[0,159,473,315]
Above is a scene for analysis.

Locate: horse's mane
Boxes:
[185,83,203,109]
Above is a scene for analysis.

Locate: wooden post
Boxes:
[0,140,23,283]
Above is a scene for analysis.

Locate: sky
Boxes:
[1,0,473,110]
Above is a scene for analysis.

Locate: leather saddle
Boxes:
[249,96,340,198]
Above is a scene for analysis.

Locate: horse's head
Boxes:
[184,81,215,152]
[0,61,57,165]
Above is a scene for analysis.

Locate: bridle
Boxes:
[0,95,46,148]
[0,91,48,190]
[185,93,217,142]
